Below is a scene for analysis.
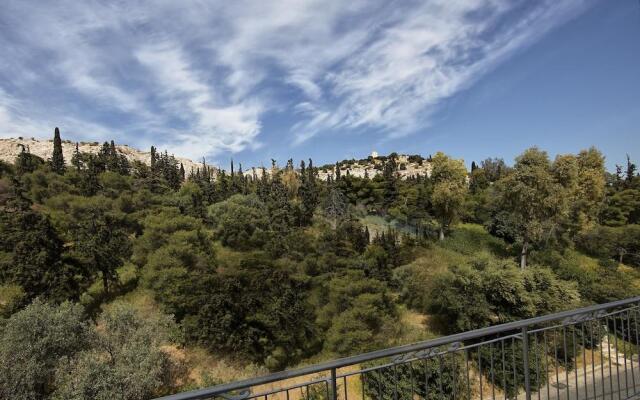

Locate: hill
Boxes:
[0,137,202,173]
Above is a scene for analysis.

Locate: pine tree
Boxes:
[179,163,186,182]
[51,127,65,174]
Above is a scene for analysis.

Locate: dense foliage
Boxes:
[1,129,638,398]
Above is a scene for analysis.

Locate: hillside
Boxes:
[1,136,436,182]
[0,137,202,173]
[317,153,433,180]
[1,137,639,399]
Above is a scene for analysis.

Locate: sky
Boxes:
[0,0,638,170]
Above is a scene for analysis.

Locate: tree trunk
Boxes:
[520,240,528,269]
[439,226,445,241]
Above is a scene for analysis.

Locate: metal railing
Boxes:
[157,296,640,400]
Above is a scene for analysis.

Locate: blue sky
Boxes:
[0,0,638,170]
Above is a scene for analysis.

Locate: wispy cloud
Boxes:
[0,0,592,160]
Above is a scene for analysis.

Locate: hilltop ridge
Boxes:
[0,137,202,173]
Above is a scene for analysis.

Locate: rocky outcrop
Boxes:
[0,138,201,173]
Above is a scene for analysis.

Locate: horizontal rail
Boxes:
[157,296,640,400]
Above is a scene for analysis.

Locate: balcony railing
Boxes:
[156,296,640,400]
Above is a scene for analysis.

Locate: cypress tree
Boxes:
[150,146,157,172]
[71,142,81,171]
[626,154,637,184]
[51,127,65,174]
[298,159,319,226]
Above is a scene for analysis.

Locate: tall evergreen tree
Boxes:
[150,146,157,172]
[15,145,44,175]
[51,127,65,174]
[298,159,319,226]
[382,157,398,210]
[71,142,81,171]
[626,154,637,185]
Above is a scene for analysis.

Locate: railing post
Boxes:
[330,367,338,400]
[522,326,531,400]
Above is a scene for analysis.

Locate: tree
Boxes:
[15,145,44,175]
[58,196,131,294]
[626,154,637,184]
[573,148,606,229]
[265,175,295,234]
[318,270,397,356]
[207,194,269,250]
[0,300,90,400]
[382,157,398,210]
[0,192,83,301]
[480,157,509,182]
[492,148,565,268]
[133,207,215,319]
[71,142,81,171]
[182,260,317,370]
[150,146,157,171]
[51,127,65,174]
[430,152,467,240]
[53,302,183,400]
[298,159,319,226]
[323,186,348,229]
[179,163,185,181]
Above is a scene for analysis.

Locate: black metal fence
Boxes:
[156,297,640,400]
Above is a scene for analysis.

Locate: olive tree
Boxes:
[0,300,90,399]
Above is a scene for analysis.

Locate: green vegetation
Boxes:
[1,128,639,398]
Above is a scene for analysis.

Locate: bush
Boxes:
[476,338,546,397]
[427,260,579,334]
[362,354,467,400]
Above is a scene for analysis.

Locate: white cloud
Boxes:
[292,0,592,141]
[0,0,592,159]
[134,42,262,158]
